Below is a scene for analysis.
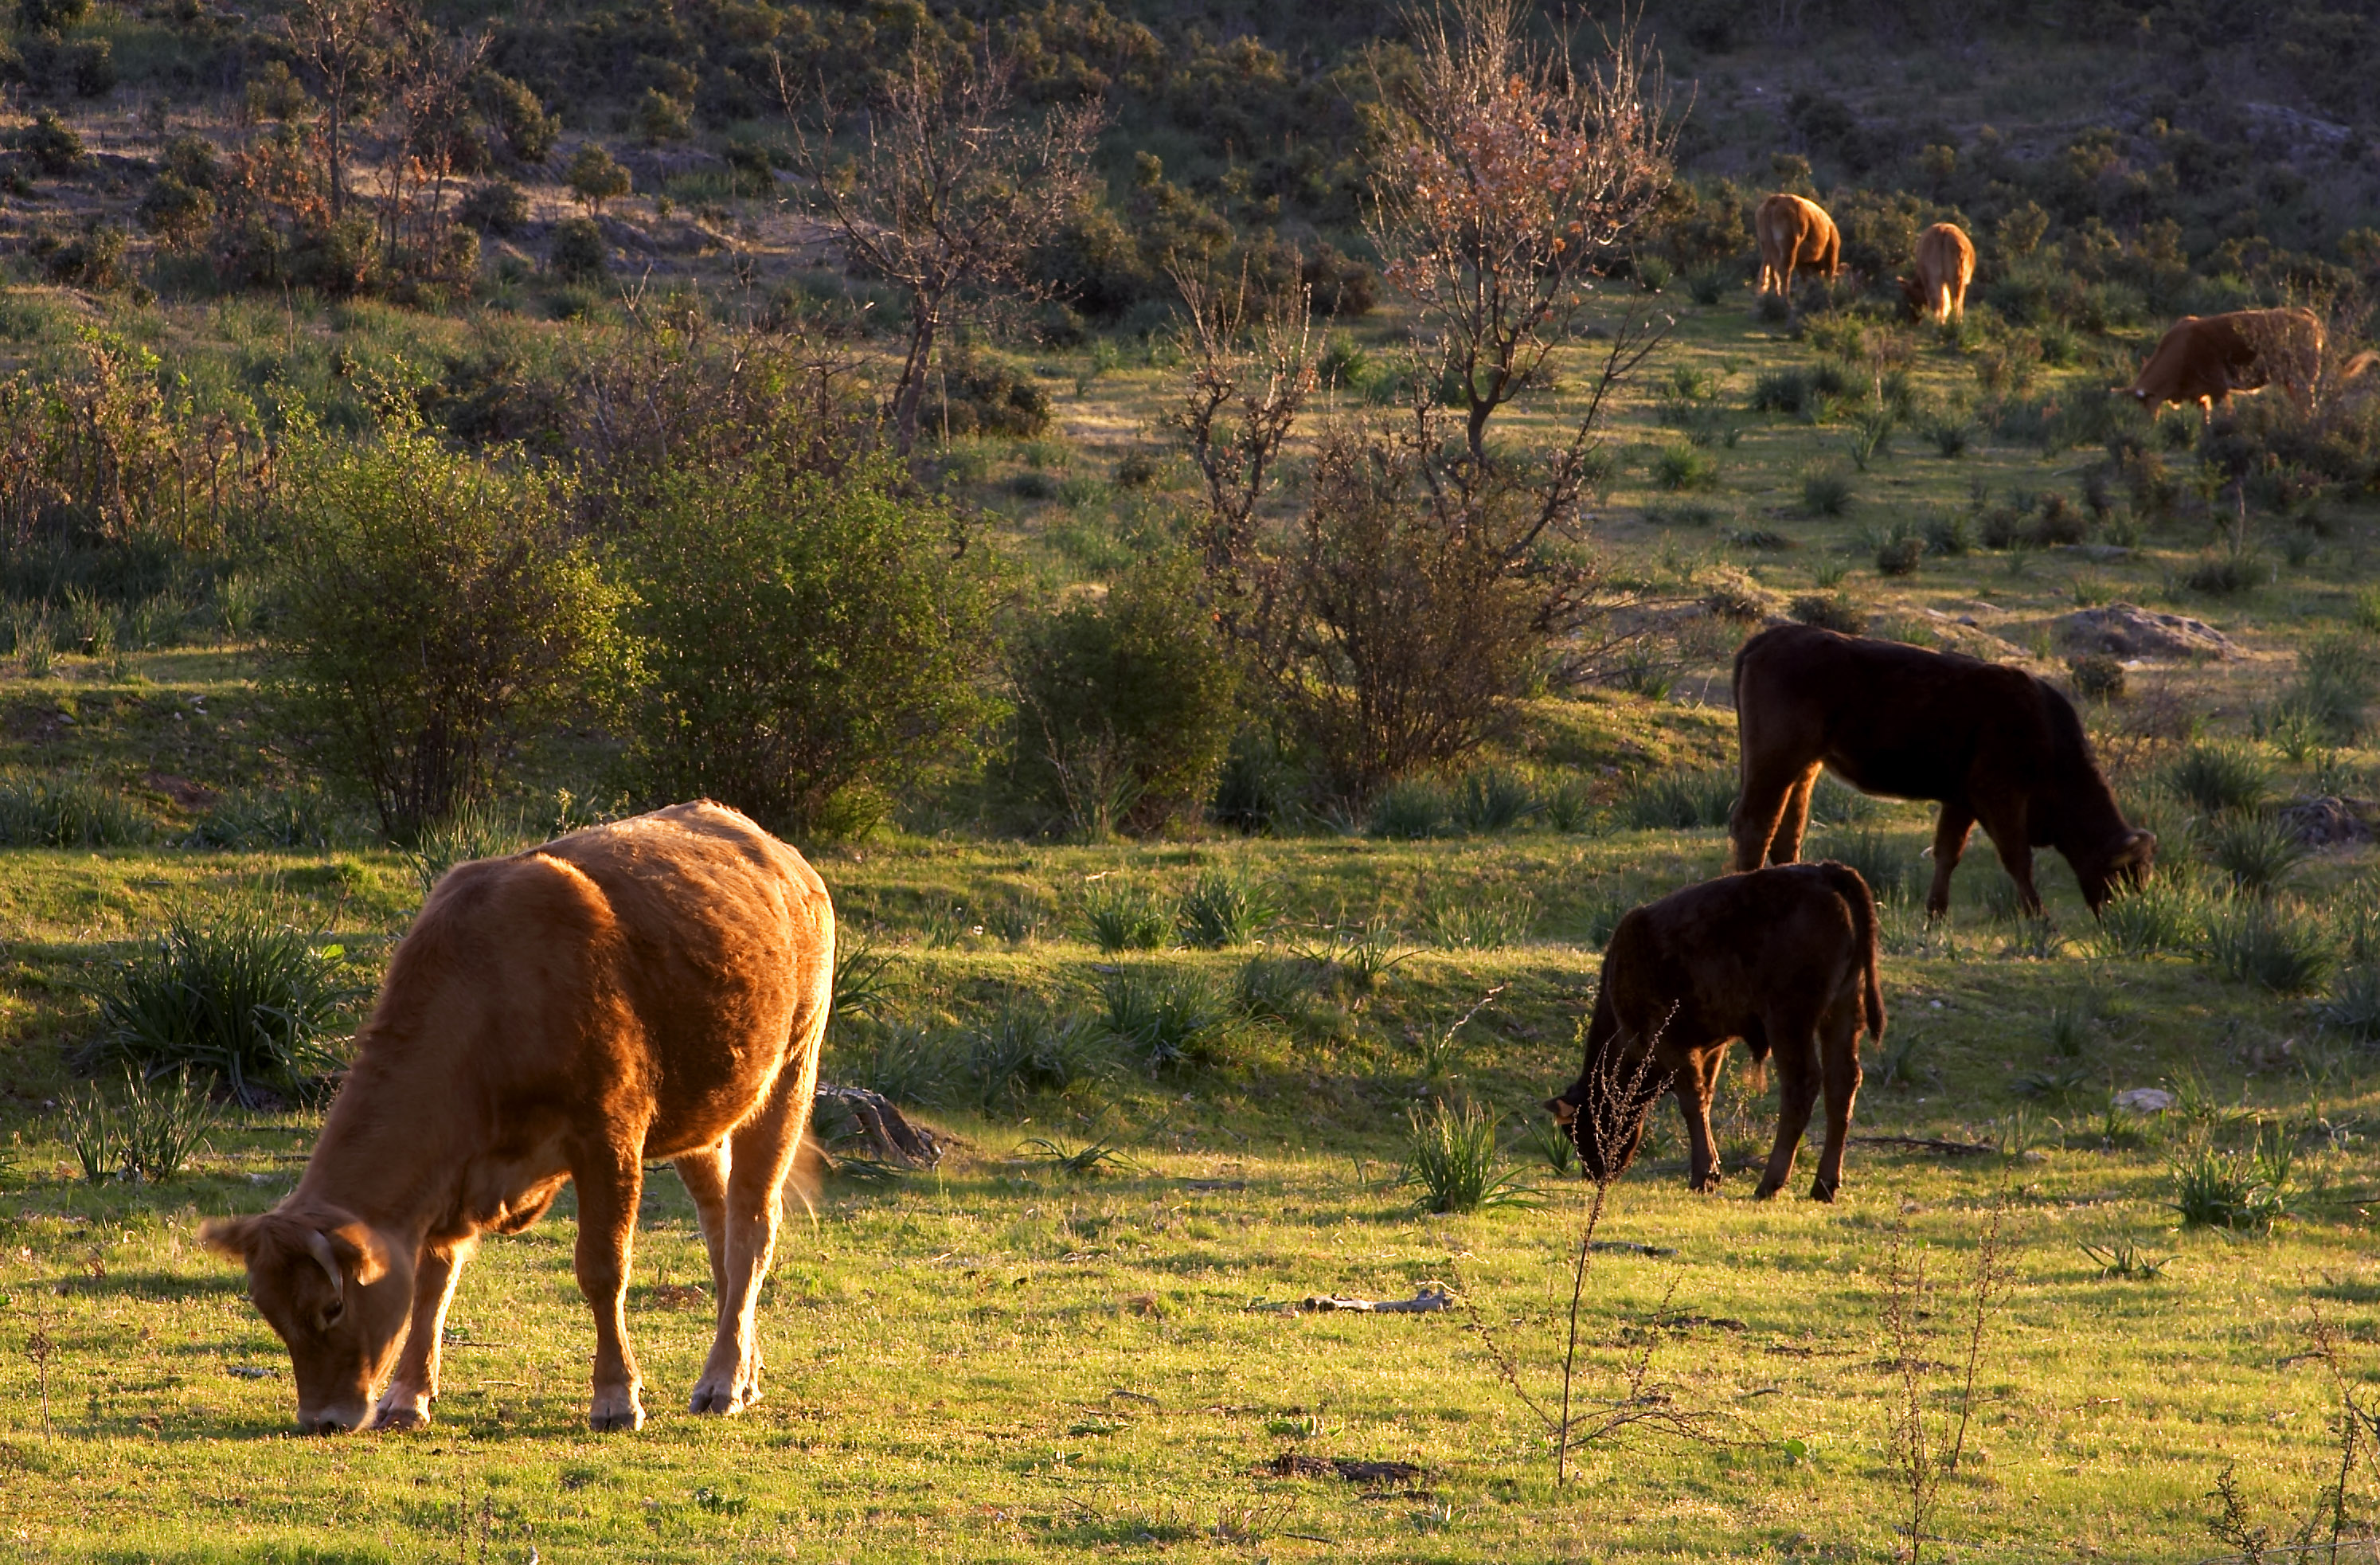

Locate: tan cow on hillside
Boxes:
[2115,307,2326,420]
[205,801,834,1435]
[1755,193,1840,303]
[1897,222,1975,323]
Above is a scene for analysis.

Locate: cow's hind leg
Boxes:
[690,1070,811,1416]
[1753,1015,1821,1201]
[674,1145,732,1313]
[1809,996,1865,1202]
[1925,804,1976,918]
[1730,757,1818,874]
[1769,768,1821,867]
[368,1235,476,1431]
[571,1140,647,1432]
[1679,1051,1724,1192]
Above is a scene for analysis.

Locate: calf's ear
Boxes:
[320,1220,390,1288]
[1544,1096,1580,1127]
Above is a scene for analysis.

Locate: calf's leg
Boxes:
[1925,804,1976,917]
[570,1140,648,1432]
[690,1069,811,1415]
[369,1235,476,1431]
[1809,998,1865,1202]
[1753,1020,1820,1200]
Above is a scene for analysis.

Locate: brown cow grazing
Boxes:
[2115,307,2323,421]
[1896,223,1975,323]
[1728,624,2155,918]
[1755,193,1840,302]
[203,801,834,1435]
[1546,863,1884,1201]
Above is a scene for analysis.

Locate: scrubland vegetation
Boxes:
[2,0,2380,1557]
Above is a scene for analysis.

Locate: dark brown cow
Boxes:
[1728,624,2155,917]
[1755,193,1840,301]
[1546,863,1883,1201]
[204,801,834,1434]
[1897,222,1975,323]
[2115,307,2323,420]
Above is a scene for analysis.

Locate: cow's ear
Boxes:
[2123,828,2157,863]
[200,1215,262,1265]
[322,1222,390,1288]
[1544,1096,1580,1127]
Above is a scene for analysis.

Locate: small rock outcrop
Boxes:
[2055,601,2235,661]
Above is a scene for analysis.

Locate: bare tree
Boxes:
[378,16,489,279]
[1370,0,1679,466]
[283,0,389,224]
[780,38,1103,454]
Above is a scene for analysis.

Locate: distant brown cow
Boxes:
[1755,193,1840,301]
[204,801,834,1434]
[1897,223,1975,323]
[1546,864,1884,1202]
[2116,307,2323,420]
[1729,624,2155,917]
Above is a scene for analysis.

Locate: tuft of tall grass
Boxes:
[2163,744,2269,815]
[77,908,354,1105]
[57,1068,221,1184]
[830,1021,952,1106]
[2198,812,2308,895]
[1616,769,1736,831]
[2167,1133,2296,1230]
[1422,887,1535,950]
[2201,897,2331,994]
[1097,967,1233,1071]
[955,1005,1113,1105]
[1078,881,1170,953]
[1450,769,1542,834]
[184,786,350,850]
[2317,966,2380,1044]
[1231,955,1314,1023]
[1811,829,1916,906]
[1397,1101,1538,1213]
[2089,878,2206,958]
[1367,780,1449,840]
[1175,869,1275,949]
[0,771,154,847]
[405,802,534,904]
[1800,462,1855,516]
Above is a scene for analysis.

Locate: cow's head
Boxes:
[1894,275,1924,317]
[2073,827,2158,914]
[202,1204,410,1434]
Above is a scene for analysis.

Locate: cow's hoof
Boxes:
[368,1399,431,1432]
[588,1391,646,1433]
[1687,1174,1721,1193]
[1809,1179,1839,1203]
[1752,1178,1784,1201]
[687,1381,748,1417]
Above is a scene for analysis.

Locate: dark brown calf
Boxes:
[1547,864,1884,1202]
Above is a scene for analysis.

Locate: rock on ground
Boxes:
[2055,602,2235,660]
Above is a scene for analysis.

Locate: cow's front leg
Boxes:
[369,1235,475,1431]
[692,1069,810,1415]
[1925,804,1976,918]
[1678,1054,1722,1192]
[571,1141,647,1432]
[1754,1026,1819,1200]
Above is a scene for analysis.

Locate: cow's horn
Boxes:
[303,1227,344,1303]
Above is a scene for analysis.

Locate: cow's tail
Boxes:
[1817,862,1887,1043]
[2341,350,2380,385]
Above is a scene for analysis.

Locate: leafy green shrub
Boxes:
[2199,813,2308,895]
[260,413,624,841]
[1397,1102,1536,1213]
[0,772,153,846]
[565,143,631,211]
[2163,744,2269,815]
[1368,779,1450,839]
[77,909,352,1105]
[1175,869,1274,949]
[474,72,560,164]
[459,179,530,236]
[1096,967,1231,1071]
[1617,769,1736,830]
[548,216,608,282]
[2066,654,2125,700]
[1077,880,1170,952]
[1749,367,1816,416]
[618,448,997,837]
[2201,898,2330,994]
[1788,593,1866,634]
[1006,553,1239,837]
[2282,633,2376,744]
[1874,534,1922,577]
[16,108,83,174]
[938,350,1053,440]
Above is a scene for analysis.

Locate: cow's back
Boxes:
[1605,867,1863,1043]
[345,802,833,1170]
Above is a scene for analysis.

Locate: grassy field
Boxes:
[2,264,2379,1561]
